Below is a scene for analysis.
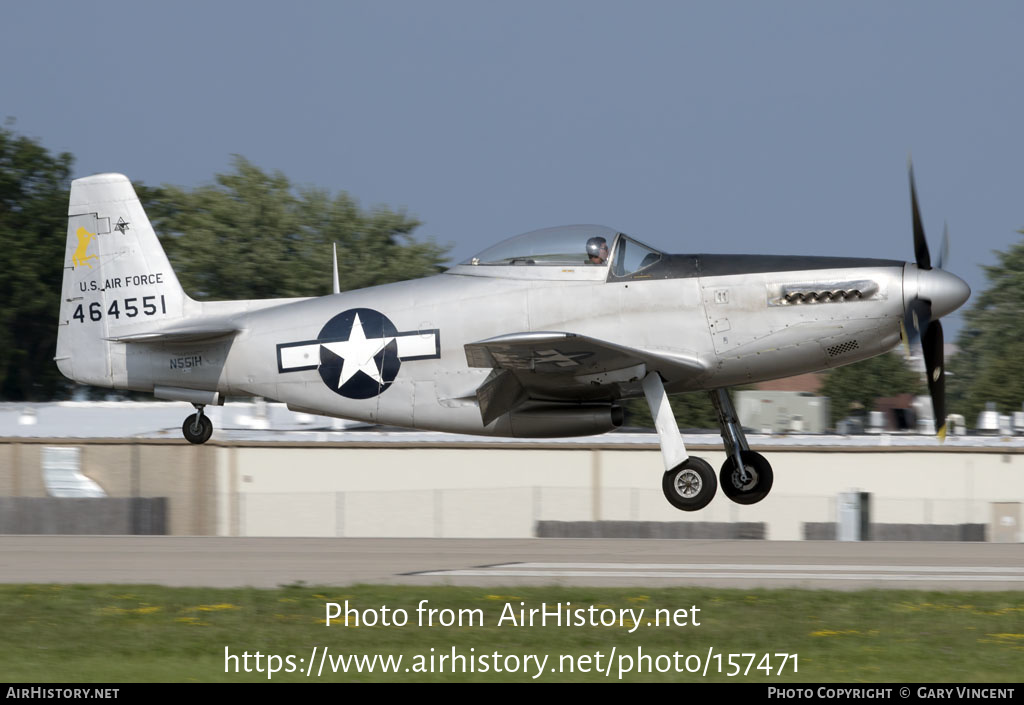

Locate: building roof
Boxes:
[2,401,1022,449]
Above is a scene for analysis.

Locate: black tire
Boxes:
[719,450,773,505]
[662,457,717,511]
[182,414,213,444]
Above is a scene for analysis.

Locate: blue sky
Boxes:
[5,1,1022,337]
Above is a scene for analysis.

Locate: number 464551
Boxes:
[72,295,167,322]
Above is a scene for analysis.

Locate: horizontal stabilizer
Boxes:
[105,320,240,344]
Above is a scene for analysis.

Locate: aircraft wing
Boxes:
[464,331,707,424]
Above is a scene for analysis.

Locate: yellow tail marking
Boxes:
[73,227,99,269]
[937,423,947,443]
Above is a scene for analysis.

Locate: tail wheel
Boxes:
[662,457,717,511]
[719,451,773,505]
[182,413,213,444]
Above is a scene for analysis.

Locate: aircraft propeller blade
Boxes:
[908,159,932,270]
[902,296,932,348]
[921,319,946,440]
[905,160,956,439]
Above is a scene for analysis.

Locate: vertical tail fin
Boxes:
[56,173,188,387]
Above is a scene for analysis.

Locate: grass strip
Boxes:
[1,584,1021,682]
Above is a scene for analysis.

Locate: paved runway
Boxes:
[1,536,1022,590]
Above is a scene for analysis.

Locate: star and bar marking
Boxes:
[277,308,440,399]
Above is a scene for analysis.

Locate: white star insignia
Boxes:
[320,313,395,387]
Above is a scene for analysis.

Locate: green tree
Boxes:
[141,156,450,300]
[820,351,922,426]
[0,137,450,399]
[0,125,73,400]
[622,391,722,431]
[949,231,1024,422]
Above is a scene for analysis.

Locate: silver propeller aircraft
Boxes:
[56,168,970,510]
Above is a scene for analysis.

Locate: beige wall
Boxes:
[0,443,46,497]
[0,440,217,535]
[2,438,1021,541]
[223,444,1023,541]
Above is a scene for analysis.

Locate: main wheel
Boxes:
[719,450,773,505]
[662,457,717,511]
[182,413,213,444]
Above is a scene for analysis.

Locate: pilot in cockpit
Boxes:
[586,236,609,265]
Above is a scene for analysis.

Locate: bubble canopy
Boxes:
[462,225,623,266]
[454,225,666,280]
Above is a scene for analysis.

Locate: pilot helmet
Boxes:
[586,236,608,258]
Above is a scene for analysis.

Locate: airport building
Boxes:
[1,401,1021,542]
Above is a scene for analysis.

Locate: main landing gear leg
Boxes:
[182,404,214,444]
[710,388,773,504]
[642,372,716,511]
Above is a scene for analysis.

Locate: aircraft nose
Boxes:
[906,265,971,319]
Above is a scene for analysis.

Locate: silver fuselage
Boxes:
[122,254,907,436]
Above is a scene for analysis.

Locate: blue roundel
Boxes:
[317,308,401,399]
